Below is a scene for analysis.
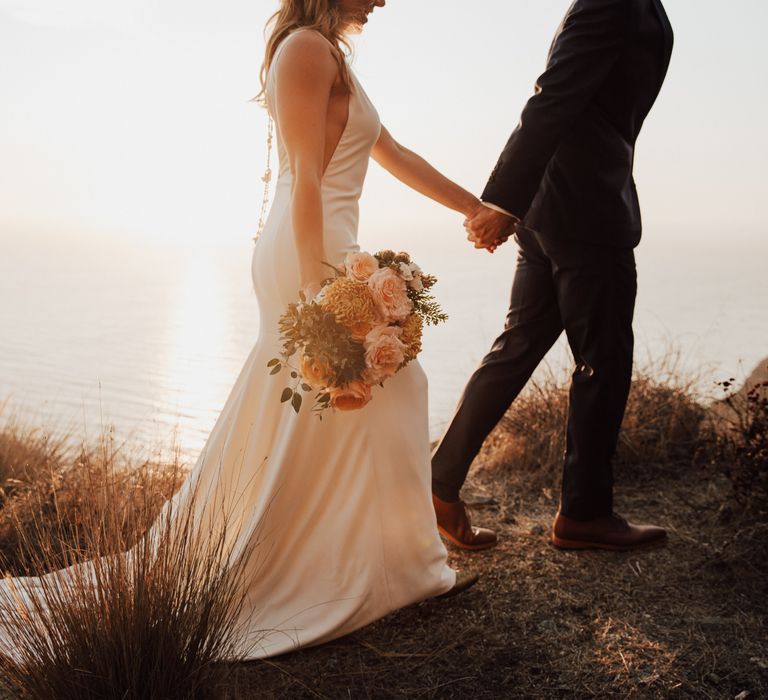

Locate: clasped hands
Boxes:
[464,203,519,254]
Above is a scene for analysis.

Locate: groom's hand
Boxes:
[465,204,518,253]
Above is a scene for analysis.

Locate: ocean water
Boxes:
[1,233,765,460]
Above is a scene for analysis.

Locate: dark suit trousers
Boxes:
[431,226,637,521]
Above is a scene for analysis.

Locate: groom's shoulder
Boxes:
[570,0,639,12]
[575,0,636,6]
[567,0,638,25]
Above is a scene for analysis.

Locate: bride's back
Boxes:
[253,28,382,325]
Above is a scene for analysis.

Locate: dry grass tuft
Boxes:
[0,423,260,700]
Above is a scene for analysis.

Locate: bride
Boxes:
[1,0,492,660]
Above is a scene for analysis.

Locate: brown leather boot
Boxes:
[432,494,498,551]
[433,571,480,600]
[552,511,667,551]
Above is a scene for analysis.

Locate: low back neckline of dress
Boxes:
[268,28,363,179]
[256,28,360,242]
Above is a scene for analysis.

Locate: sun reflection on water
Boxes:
[155,254,244,457]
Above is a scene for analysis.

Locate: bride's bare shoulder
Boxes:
[277,30,336,73]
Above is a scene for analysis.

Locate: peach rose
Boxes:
[349,320,376,343]
[330,380,373,411]
[364,325,406,381]
[361,368,386,386]
[344,251,380,282]
[300,352,332,390]
[367,267,413,323]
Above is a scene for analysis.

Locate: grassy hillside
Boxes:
[0,360,765,698]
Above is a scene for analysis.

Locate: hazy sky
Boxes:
[1,0,767,254]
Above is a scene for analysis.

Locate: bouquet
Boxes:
[268,249,447,415]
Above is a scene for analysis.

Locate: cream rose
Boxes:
[363,325,406,380]
[329,380,373,411]
[408,275,424,292]
[344,251,380,283]
[300,352,332,390]
[398,262,414,281]
[367,267,413,322]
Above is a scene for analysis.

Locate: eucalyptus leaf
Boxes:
[291,392,303,413]
[267,358,280,367]
[270,364,282,375]
[301,384,312,392]
[280,388,293,403]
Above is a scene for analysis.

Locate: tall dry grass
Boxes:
[0,418,183,575]
[480,354,709,496]
[0,420,262,699]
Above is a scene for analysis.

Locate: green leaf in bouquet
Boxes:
[301,383,313,392]
[291,371,298,379]
[291,392,303,413]
[280,388,293,403]
[267,358,280,367]
[270,364,282,375]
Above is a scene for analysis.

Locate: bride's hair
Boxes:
[257,0,353,106]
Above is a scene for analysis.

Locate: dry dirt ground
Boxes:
[227,463,767,699]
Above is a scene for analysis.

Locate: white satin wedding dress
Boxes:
[0,29,455,661]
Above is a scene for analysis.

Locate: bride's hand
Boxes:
[301,280,324,302]
[465,205,517,254]
[462,197,483,221]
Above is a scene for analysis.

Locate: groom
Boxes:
[432,0,674,551]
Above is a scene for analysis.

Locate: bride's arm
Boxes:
[274,32,337,296]
[371,126,481,218]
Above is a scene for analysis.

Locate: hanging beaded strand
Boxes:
[253,116,274,243]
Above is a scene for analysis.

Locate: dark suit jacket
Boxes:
[482,0,673,248]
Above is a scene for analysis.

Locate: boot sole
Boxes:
[433,572,480,600]
[551,534,667,552]
[438,526,497,551]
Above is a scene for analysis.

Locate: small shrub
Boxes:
[710,372,768,516]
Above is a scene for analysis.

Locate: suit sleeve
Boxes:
[481,0,632,218]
